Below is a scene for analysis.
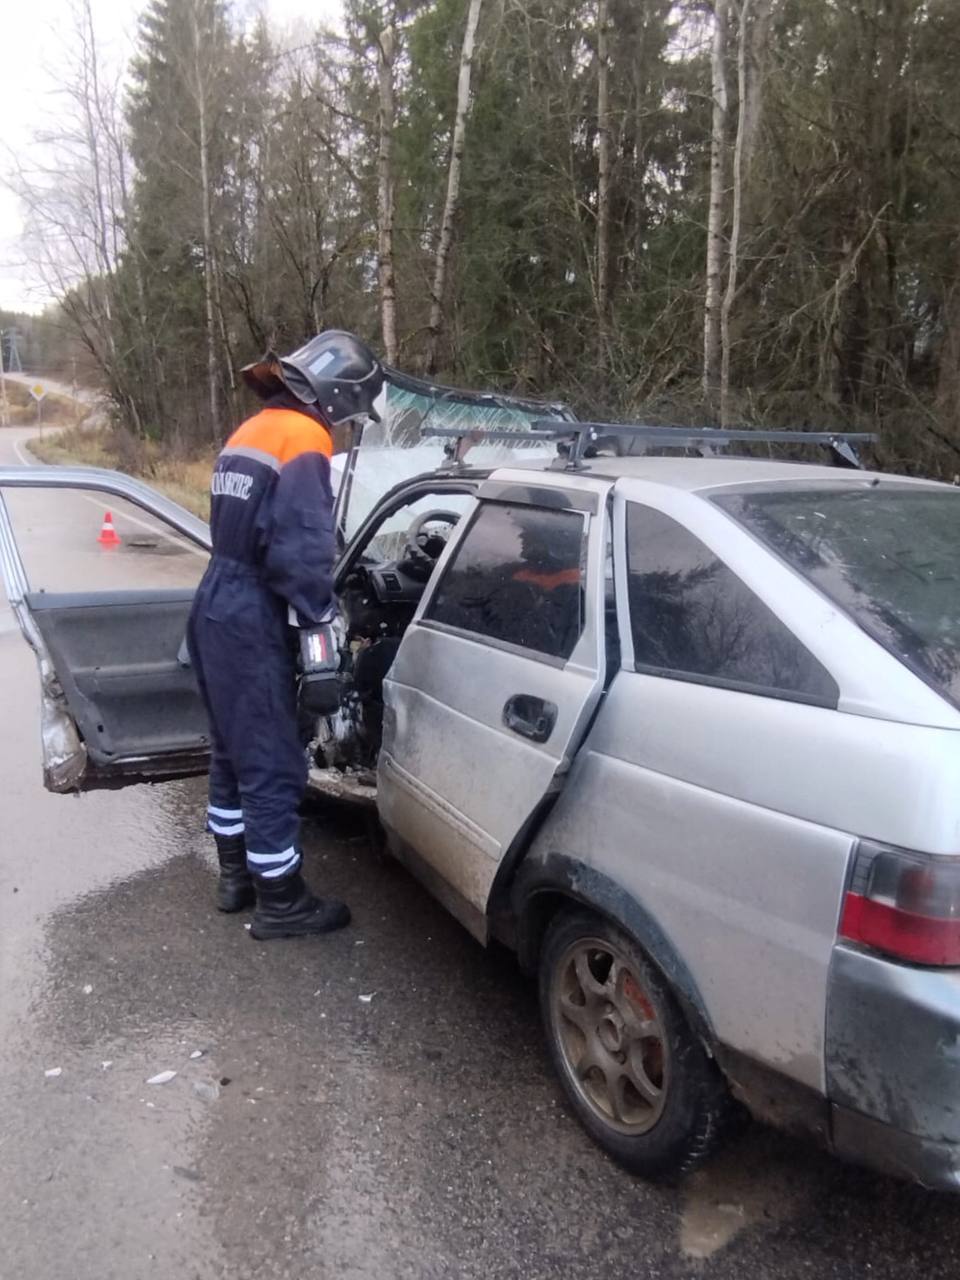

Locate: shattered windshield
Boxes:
[714,484,960,708]
[334,370,573,543]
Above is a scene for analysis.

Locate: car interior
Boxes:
[313,485,476,776]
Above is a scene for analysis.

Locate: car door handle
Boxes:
[502,694,558,744]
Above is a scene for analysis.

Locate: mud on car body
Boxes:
[3,385,960,1189]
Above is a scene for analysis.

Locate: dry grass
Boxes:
[29,423,115,468]
[150,458,214,520]
[2,380,85,427]
[30,424,213,520]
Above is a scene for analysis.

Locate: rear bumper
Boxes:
[826,944,960,1191]
[831,1104,960,1191]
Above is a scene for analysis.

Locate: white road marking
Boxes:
[79,494,207,559]
[12,437,34,467]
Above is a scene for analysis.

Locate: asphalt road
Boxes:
[1,423,959,1279]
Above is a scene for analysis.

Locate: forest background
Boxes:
[5,0,960,482]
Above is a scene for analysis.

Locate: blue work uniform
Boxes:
[187,400,336,881]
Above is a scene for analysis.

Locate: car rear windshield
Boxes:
[714,485,960,707]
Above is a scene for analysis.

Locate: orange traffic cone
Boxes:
[97,511,121,548]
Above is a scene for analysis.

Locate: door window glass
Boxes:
[2,487,208,594]
[626,503,837,703]
[425,502,585,659]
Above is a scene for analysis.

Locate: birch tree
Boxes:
[376,9,399,364]
[425,0,484,374]
[703,0,729,414]
[595,0,612,335]
[189,0,221,438]
[719,0,771,425]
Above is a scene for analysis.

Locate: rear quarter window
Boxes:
[626,503,838,705]
[714,486,960,709]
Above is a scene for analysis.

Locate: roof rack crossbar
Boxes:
[424,420,878,471]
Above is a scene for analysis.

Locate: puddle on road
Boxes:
[120,536,183,556]
[0,737,225,1280]
[678,1125,817,1259]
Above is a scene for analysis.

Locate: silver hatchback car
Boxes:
[3,412,960,1191]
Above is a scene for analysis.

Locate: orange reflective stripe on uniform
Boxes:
[226,408,333,467]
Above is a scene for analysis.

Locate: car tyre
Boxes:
[539,909,731,1180]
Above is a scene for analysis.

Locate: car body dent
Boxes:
[0,478,88,790]
[14,607,87,793]
[826,945,960,1145]
[830,1103,960,1190]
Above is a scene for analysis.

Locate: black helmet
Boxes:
[241,330,384,424]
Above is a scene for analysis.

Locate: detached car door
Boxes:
[0,467,212,792]
[378,477,608,940]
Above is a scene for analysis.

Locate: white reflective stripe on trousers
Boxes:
[247,847,300,879]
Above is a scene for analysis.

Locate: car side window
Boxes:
[424,501,585,660]
[2,487,209,594]
[626,503,838,704]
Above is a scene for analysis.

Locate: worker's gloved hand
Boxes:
[297,616,344,717]
[323,611,347,655]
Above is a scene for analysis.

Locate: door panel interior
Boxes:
[24,589,209,777]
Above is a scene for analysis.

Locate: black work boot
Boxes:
[250,868,351,940]
[215,833,255,913]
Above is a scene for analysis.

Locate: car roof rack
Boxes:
[424,420,878,472]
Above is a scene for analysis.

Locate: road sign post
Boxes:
[0,332,7,429]
[29,382,47,431]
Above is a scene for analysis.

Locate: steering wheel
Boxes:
[402,509,461,580]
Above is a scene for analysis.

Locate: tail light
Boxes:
[839,841,960,967]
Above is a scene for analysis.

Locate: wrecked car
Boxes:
[3,371,960,1190]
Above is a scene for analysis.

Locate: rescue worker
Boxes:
[187,330,384,940]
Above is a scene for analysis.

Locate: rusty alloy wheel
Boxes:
[549,935,669,1136]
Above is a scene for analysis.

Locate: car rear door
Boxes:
[0,467,212,792]
[377,476,609,940]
